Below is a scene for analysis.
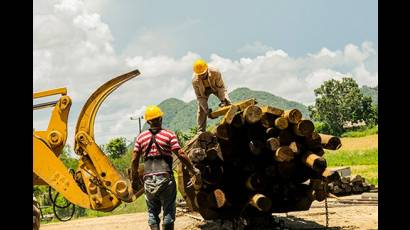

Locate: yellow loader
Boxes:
[33,70,145,229]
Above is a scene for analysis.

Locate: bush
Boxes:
[314,122,332,134]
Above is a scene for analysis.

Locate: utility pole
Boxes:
[130,115,144,134]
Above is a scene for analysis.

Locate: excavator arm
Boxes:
[33,69,144,212]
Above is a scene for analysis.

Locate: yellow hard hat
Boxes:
[144,105,164,121]
[193,59,208,75]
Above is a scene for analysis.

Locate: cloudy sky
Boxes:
[33,0,378,148]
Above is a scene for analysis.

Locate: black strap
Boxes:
[143,129,172,161]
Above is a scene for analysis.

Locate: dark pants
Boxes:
[144,174,176,226]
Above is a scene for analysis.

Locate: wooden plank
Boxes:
[260,105,284,116]
[220,104,239,125]
[209,98,256,119]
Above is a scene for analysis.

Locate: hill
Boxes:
[361,85,378,106]
[144,87,309,132]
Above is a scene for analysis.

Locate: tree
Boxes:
[308,77,377,136]
[176,127,198,147]
[104,137,128,159]
[59,144,78,170]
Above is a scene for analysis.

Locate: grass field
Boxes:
[341,125,378,138]
[325,133,378,185]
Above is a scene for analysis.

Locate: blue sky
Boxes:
[100,0,377,58]
[34,0,378,145]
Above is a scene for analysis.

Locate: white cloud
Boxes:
[34,0,378,147]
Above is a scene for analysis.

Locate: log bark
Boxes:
[260,106,284,128]
[264,165,277,178]
[215,123,230,141]
[282,109,302,124]
[322,168,341,182]
[292,119,315,137]
[305,132,322,149]
[245,173,266,191]
[266,127,280,138]
[277,161,296,179]
[302,152,327,173]
[187,148,206,163]
[319,133,342,150]
[260,106,284,116]
[289,141,301,155]
[231,113,245,128]
[195,189,227,209]
[278,130,294,145]
[205,146,224,161]
[248,140,264,155]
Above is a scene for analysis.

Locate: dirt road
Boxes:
[41,197,377,230]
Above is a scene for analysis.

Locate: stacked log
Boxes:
[177,99,342,220]
[327,175,376,196]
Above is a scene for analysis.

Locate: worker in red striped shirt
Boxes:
[130,105,201,230]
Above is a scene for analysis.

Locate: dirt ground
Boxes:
[41,196,377,230]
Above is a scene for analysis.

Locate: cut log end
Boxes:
[266,137,280,152]
[274,117,289,130]
[250,194,272,212]
[283,109,302,124]
[319,133,342,150]
[274,146,295,162]
[243,105,263,124]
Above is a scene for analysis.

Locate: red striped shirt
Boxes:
[134,129,181,157]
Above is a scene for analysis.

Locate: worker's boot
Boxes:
[149,224,160,230]
[162,223,174,230]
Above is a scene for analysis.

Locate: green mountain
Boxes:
[361,85,378,106]
[144,87,309,132]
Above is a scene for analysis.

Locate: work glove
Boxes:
[187,167,202,189]
[218,99,231,107]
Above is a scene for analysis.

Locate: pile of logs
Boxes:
[177,99,342,220]
[327,175,376,196]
